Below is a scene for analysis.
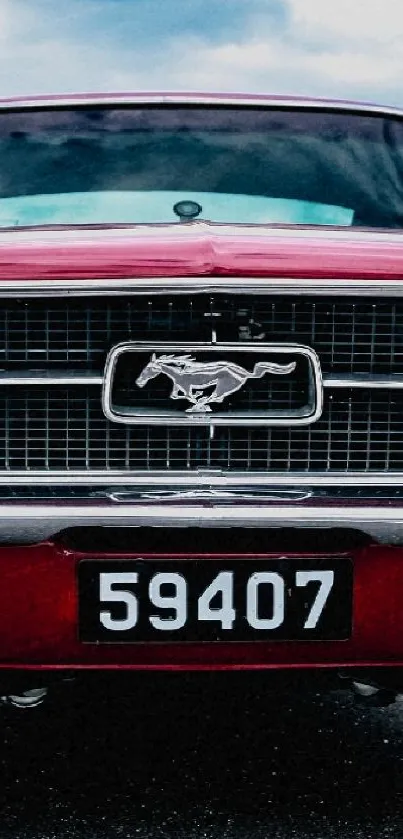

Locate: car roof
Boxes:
[0,91,401,118]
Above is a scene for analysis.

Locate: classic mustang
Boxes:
[0,91,403,707]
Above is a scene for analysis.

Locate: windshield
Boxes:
[0,104,402,229]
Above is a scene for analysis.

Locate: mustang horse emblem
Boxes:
[135,353,297,412]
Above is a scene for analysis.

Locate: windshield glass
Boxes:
[0,104,402,229]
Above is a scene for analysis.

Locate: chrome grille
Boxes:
[0,292,402,478]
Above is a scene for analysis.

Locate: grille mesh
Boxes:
[0,386,401,474]
[0,293,402,476]
[0,295,402,374]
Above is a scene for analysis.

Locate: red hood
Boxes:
[0,222,402,282]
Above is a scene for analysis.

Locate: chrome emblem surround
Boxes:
[102,342,323,426]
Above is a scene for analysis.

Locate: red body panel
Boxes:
[0,542,402,671]
[0,224,403,282]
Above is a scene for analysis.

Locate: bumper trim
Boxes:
[0,471,403,485]
[2,495,403,543]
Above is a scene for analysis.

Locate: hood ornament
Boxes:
[135,353,296,412]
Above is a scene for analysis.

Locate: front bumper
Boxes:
[0,537,403,670]
[2,485,403,543]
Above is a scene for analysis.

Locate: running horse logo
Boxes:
[135,353,297,412]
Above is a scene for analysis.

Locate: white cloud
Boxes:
[157,30,403,97]
[166,0,403,101]
[303,49,403,86]
[0,0,402,107]
[288,0,403,45]
[0,0,29,42]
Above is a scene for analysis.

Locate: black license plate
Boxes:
[78,557,353,643]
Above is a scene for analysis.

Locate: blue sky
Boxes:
[0,0,403,106]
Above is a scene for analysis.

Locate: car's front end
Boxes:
[0,93,402,705]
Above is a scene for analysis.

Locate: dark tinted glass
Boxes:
[0,104,403,228]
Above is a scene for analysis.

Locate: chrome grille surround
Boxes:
[0,278,402,485]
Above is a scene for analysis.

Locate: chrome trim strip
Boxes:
[0,277,401,297]
[107,488,314,502]
[0,471,401,485]
[1,499,403,543]
[1,94,403,119]
[0,371,103,385]
[323,374,403,389]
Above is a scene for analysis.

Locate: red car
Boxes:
[0,91,402,707]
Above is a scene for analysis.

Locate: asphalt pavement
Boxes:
[0,671,402,838]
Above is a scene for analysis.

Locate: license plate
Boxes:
[78,558,352,643]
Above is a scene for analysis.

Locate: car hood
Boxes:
[0,221,402,282]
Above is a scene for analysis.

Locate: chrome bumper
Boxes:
[1,486,403,544]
